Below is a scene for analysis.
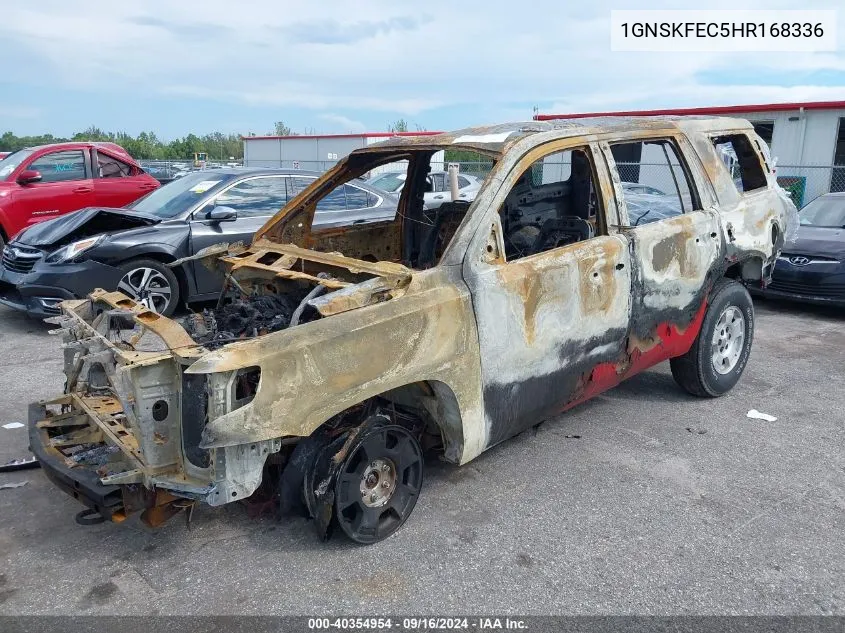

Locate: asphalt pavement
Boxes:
[0,299,842,615]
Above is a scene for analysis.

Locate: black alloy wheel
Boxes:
[334,423,424,544]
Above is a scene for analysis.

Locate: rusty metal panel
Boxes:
[464,234,633,449]
[185,265,486,464]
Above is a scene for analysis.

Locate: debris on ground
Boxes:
[747,409,777,422]
[686,427,707,434]
[0,481,29,490]
[2,422,24,429]
[0,456,40,473]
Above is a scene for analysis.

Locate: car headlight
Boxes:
[45,236,104,264]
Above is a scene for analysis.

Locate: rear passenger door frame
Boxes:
[598,133,723,361]
[701,130,782,272]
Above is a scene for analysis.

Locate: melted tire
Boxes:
[670,279,754,398]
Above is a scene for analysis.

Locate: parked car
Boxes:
[367,170,482,209]
[755,192,845,305]
[0,142,159,248]
[622,182,666,196]
[141,164,178,185]
[0,168,396,317]
[32,118,795,543]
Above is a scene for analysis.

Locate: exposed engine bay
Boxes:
[183,293,312,349]
[177,240,414,349]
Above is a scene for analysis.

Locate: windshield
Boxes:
[128,171,237,218]
[798,196,845,228]
[369,172,405,192]
[0,149,34,180]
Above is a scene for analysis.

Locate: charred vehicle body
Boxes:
[30,118,797,543]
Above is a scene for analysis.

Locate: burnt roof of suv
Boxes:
[360,116,754,156]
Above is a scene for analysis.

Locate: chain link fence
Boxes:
[772,165,845,208]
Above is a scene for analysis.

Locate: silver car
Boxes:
[368,170,482,209]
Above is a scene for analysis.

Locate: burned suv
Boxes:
[30,118,797,544]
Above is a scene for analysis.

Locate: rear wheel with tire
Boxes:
[670,279,754,397]
[115,258,180,316]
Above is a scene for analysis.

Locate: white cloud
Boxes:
[318,114,367,132]
[0,0,843,127]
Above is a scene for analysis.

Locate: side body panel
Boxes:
[466,234,632,448]
[187,265,488,465]
[683,126,792,271]
[463,130,729,452]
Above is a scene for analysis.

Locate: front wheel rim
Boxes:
[710,305,745,375]
[117,267,172,313]
[335,426,423,543]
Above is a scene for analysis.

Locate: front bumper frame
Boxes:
[28,398,128,522]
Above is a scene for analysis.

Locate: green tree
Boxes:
[388,118,408,133]
[0,128,245,160]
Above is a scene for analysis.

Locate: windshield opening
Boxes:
[260,148,498,270]
[0,149,34,180]
[128,171,236,218]
[798,196,845,228]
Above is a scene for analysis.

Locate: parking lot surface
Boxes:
[0,300,842,615]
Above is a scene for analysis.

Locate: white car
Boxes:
[368,170,482,210]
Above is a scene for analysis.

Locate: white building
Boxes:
[243,131,445,175]
[536,101,845,206]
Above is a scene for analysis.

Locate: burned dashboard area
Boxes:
[180,240,413,349]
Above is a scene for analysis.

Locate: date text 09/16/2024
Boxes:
[307,617,527,630]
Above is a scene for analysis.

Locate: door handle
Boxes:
[73,186,92,193]
[139,183,157,190]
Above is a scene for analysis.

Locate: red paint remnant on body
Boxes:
[564,299,709,412]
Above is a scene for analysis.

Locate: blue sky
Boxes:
[0,0,843,139]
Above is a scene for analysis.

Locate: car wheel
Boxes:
[115,258,180,316]
[333,423,424,544]
[670,279,754,397]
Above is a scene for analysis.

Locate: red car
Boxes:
[0,142,159,247]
